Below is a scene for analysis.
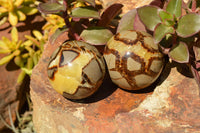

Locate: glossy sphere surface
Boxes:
[104,30,164,90]
[47,41,105,99]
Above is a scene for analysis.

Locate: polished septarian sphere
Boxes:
[47,41,106,99]
[104,30,164,90]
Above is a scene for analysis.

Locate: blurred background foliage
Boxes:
[0,0,65,83]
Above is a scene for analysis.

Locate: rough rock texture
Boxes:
[31,31,200,132]
[30,0,199,132]
[101,0,154,13]
[0,54,20,131]
[0,14,45,132]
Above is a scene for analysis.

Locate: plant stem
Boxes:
[172,33,177,46]
[191,0,197,12]
[63,0,81,40]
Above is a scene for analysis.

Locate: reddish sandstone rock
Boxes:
[101,0,154,13]
[30,0,199,132]
[0,55,20,131]
[0,14,45,131]
[30,30,200,132]
[0,54,30,131]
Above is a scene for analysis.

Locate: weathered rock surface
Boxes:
[101,0,154,13]
[30,0,199,132]
[0,14,45,132]
[31,32,200,132]
[0,55,31,132]
[0,54,20,131]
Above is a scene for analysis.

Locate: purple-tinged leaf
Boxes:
[70,7,100,19]
[177,13,200,37]
[168,42,189,63]
[133,13,147,32]
[190,65,200,92]
[159,11,175,26]
[193,45,200,61]
[117,9,137,33]
[80,27,113,45]
[166,0,182,18]
[154,23,174,44]
[98,3,123,27]
[79,0,95,7]
[49,27,68,45]
[137,6,161,31]
[38,2,65,14]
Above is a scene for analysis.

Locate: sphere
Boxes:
[47,41,105,99]
[104,30,164,90]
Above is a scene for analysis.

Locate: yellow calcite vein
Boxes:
[50,51,94,95]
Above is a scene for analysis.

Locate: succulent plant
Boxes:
[42,14,65,34]
[0,27,47,83]
[38,0,123,45]
[116,0,200,90]
[0,0,38,26]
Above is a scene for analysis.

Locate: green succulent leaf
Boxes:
[27,56,33,70]
[176,13,200,37]
[0,40,9,49]
[9,11,18,26]
[166,0,182,18]
[0,49,10,54]
[0,17,7,26]
[38,2,65,14]
[20,6,38,15]
[11,27,18,43]
[14,0,24,7]
[33,30,43,41]
[117,9,137,33]
[33,52,39,66]
[70,7,100,19]
[0,53,15,65]
[159,10,173,21]
[80,27,113,45]
[14,56,24,67]
[17,10,26,21]
[21,67,32,75]
[154,23,175,44]
[0,7,8,13]
[137,6,161,31]
[17,71,26,83]
[168,42,189,63]
[133,13,147,32]
[25,35,40,48]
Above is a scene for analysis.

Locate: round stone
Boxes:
[103,30,164,90]
[47,40,106,99]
